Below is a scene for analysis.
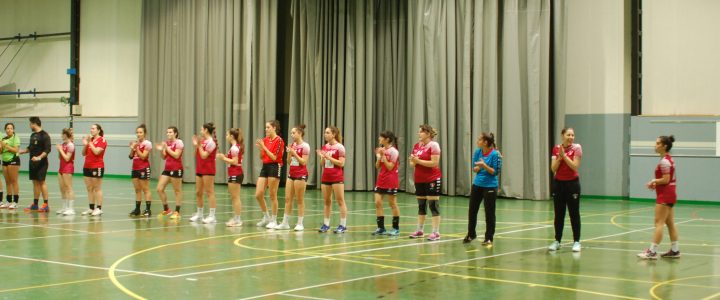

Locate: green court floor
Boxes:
[0,175,718,299]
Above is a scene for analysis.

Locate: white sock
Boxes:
[417,223,424,232]
[209,208,216,216]
[650,243,659,253]
[671,241,679,252]
[69,200,74,209]
[297,216,304,225]
[271,215,277,222]
[235,215,242,222]
[340,218,347,227]
[197,207,204,215]
[323,218,330,226]
[281,214,289,225]
[263,211,270,219]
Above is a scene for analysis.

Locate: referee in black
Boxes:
[19,117,51,212]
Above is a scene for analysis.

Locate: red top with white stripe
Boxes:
[227,144,244,177]
[58,141,75,174]
[164,139,184,171]
[655,154,677,204]
[412,141,442,183]
[261,136,285,165]
[288,141,310,178]
[131,140,152,170]
[321,143,345,182]
[552,143,582,181]
[83,136,107,169]
[195,138,217,175]
[376,146,399,189]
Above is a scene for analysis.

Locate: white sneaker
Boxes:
[548,241,561,251]
[56,208,68,215]
[8,203,17,209]
[225,219,243,227]
[572,242,581,252]
[294,224,304,231]
[256,217,269,227]
[0,202,8,209]
[274,223,290,230]
[81,208,94,216]
[63,209,76,216]
[265,221,278,229]
[189,213,202,222]
[202,215,217,224]
[91,208,103,216]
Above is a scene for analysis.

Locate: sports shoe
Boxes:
[426,232,441,241]
[294,224,304,231]
[56,207,67,215]
[202,215,217,224]
[274,223,291,230]
[408,230,424,239]
[189,213,202,222]
[225,218,243,227]
[386,229,400,236]
[161,209,172,215]
[548,241,561,251]
[24,204,39,212]
[481,239,493,246]
[91,208,103,216]
[81,208,94,216]
[333,225,348,234]
[372,228,387,236]
[265,221,278,229]
[129,209,141,217]
[0,202,8,209]
[660,250,681,258]
[256,216,270,227]
[637,249,658,260]
[572,242,582,252]
[142,209,152,217]
[318,224,331,233]
[169,211,181,220]
[38,204,50,213]
[8,203,17,209]
[462,234,476,244]
[63,209,76,216]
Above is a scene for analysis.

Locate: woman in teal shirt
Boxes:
[464,132,502,245]
[0,123,21,209]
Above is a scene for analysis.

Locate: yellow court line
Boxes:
[650,275,720,300]
[701,292,720,300]
[495,235,720,247]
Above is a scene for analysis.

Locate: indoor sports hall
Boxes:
[1,1,718,299]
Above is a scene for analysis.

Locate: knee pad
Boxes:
[429,200,440,217]
[417,199,428,215]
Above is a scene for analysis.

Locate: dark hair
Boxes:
[268,120,281,135]
[561,127,574,135]
[293,124,306,137]
[4,123,14,131]
[419,124,438,138]
[480,132,496,148]
[93,124,104,137]
[659,135,675,152]
[62,128,74,139]
[29,116,41,126]
[229,128,245,154]
[203,122,216,139]
[327,126,342,144]
[168,126,179,139]
[379,130,397,147]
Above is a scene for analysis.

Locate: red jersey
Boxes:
[227,144,244,177]
[552,143,582,181]
[164,139,184,171]
[58,141,75,174]
[321,143,345,182]
[261,136,285,165]
[288,141,310,178]
[376,146,399,189]
[83,136,107,169]
[131,140,152,170]
[655,154,677,204]
[412,141,442,183]
[195,138,217,175]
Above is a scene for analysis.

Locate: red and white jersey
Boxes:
[261,136,285,165]
[376,146,399,189]
[131,140,152,170]
[412,141,442,183]
[195,138,217,175]
[288,141,310,178]
[227,144,244,177]
[58,141,75,174]
[552,143,582,181]
[83,136,107,169]
[164,139,184,171]
[321,142,345,182]
[655,154,677,204]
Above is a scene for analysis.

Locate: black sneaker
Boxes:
[462,234,476,244]
[129,209,141,217]
[660,250,681,258]
[142,209,152,217]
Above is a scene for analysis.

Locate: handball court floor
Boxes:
[0,174,718,299]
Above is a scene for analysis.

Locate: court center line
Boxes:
[0,254,173,278]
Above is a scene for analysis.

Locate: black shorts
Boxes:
[660,202,675,208]
[29,160,49,181]
[162,170,183,178]
[228,174,244,184]
[374,187,399,195]
[83,167,105,178]
[196,173,215,177]
[322,181,343,186]
[259,163,281,178]
[2,156,20,166]
[288,176,308,181]
[415,179,441,197]
[131,168,151,180]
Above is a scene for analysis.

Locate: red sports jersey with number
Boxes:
[164,139,184,171]
[655,154,677,204]
[376,146,399,189]
[227,144,244,177]
[288,141,310,178]
[262,136,285,165]
[83,136,107,168]
[195,138,217,175]
[321,143,345,182]
[412,141,441,183]
[59,141,75,174]
[552,143,582,181]
[132,140,152,170]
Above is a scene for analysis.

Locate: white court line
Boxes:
[239,219,696,299]
[588,246,720,258]
[173,225,552,279]
[0,254,173,278]
[279,293,335,300]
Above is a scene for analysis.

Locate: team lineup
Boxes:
[0,117,680,259]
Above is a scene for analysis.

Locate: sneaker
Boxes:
[189,213,202,222]
[129,209,141,217]
[426,232,441,241]
[8,203,17,209]
[169,211,181,220]
[294,224,304,231]
[372,228,387,236]
[142,209,152,217]
[63,209,76,216]
[462,234,476,244]
[38,204,49,213]
[318,224,331,233]
[385,228,400,236]
[637,249,658,260]
[91,208,103,216]
[481,239,493,246]
[548,241,561,251]
[161,209,172,215]
[0,202,8,209]
[274,223,291,230]
[202,215,217,224]
[265,221,278,229]
[333,225,347,234]
[408,230,424,239]
[226,219,243,227]
[24,204,39,212]
[56,207,67,215]
[81,208,94,216]
[660,250,681,258]
[572,242,582,252]
[256,217,270,227]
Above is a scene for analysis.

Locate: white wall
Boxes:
[643,0,720,116]
[0,0,141,117]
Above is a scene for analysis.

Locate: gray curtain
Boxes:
[139,0,278,183]
[289,0,551,199]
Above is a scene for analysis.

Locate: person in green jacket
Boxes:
[0,123,21,209]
